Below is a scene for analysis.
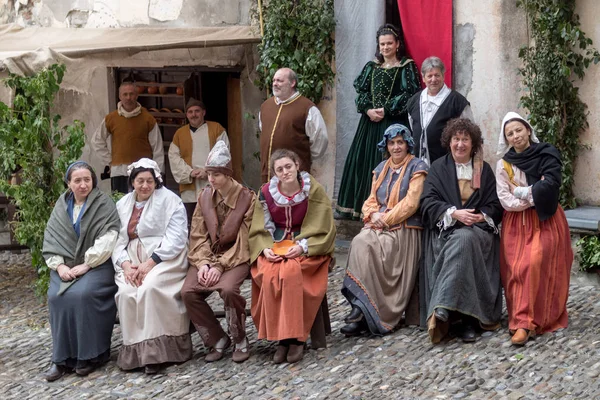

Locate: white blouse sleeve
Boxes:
[153,203,189,261]
[495,160,534,212]
[305,106,329,159]
[45,255,64,271]
[84,230,119,268]
[168,142,194,185]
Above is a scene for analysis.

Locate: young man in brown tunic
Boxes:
[259,68,329,183]
[181,141,255,363]
[92,82,164,193]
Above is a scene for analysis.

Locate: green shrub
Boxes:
[0,64,85,297]
[576,235,600,272]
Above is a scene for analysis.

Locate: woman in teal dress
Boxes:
[336,23,421,220]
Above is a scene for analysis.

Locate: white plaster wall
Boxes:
[573,0,600,205]
[454,0,528,165]
[456,0,600,205]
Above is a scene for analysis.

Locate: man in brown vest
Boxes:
[181,141,255,363]
[168,98,229,226]
[92,82,164,193]
[259,68,329,183]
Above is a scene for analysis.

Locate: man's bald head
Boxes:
[272,68,298,101]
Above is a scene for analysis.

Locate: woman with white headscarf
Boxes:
[112,158,191,374]
[496,112,573,346]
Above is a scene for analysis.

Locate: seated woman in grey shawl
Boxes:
[340,124,428,336]
[419,118,503,344]
[43,161,121,382]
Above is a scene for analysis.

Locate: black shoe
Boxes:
[144,364,161,375]
[434,307,449,323]
[462,324,477,343]
[344,306,364,324]
[75,362,95,376]
[44,363,67,382]
[340,320,367,336]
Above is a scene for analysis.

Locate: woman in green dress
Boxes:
[336,23,421,220]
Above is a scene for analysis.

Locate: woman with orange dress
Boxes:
[249,149,336,364]
[496,111,573,346]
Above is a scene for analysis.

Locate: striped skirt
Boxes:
[500,206,573,334]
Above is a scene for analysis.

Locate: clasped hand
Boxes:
[197,264,222,287]
[122,259,156,287]
[263,245,303,262]
[191,167,207,180]
[57,263,90,281]
[368,212,388,229]
[452,209,485,226]
[367,108,385,122]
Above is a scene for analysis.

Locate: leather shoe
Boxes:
[340,320,367,336]
[205,336,231,362]
[462,324,477,343]
[273,345,288,364]
[75,363,95,376]
[511,328,530,345]
[144,364,160,375]
[44,363,67,382]
[344,306,364,324]
[434,307,449,323]
[232,338,250,363]
[286,343,304,363]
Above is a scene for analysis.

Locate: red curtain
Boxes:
[397,0,453,88]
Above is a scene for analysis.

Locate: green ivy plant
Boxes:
[255,0,335,104]
[576,235,600,272]
[0,64,85,297]
[517,0,600,208]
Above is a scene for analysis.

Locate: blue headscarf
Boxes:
[377,124,415,155]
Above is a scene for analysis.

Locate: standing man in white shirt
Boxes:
[168,98,229,226]
[259,68,328,183]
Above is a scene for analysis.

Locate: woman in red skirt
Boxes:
[495,111,573,346]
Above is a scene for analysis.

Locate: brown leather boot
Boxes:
[511,328,530,345]
[273,345,288,364]
[286,343,304,363]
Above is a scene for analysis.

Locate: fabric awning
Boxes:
[0,24,261,59]
[0,23,261,94]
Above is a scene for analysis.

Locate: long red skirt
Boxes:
[251,255,330,342]
[500,206,573,334]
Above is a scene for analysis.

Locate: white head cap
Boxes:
[497,111,540,155]
[127,158,163,182]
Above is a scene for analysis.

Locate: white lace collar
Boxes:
[268,171,311,205]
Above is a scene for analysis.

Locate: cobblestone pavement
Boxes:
[1,249,600,399]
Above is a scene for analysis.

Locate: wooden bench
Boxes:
[0,193,26,252]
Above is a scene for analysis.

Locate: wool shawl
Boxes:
[112,187,183,266]
[420,153,502,232]
[502,142,561,221]
[249,175,336,263]
[43,188,120,266]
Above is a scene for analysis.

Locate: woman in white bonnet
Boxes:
[496,112,573,346]
[112,158,191,374]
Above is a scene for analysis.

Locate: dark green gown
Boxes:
[336,58,421,220]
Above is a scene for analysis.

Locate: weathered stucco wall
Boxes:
[573,0,600,205]
[1,0,252,27]
[456,0,600,205]
[454,0,528,164]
